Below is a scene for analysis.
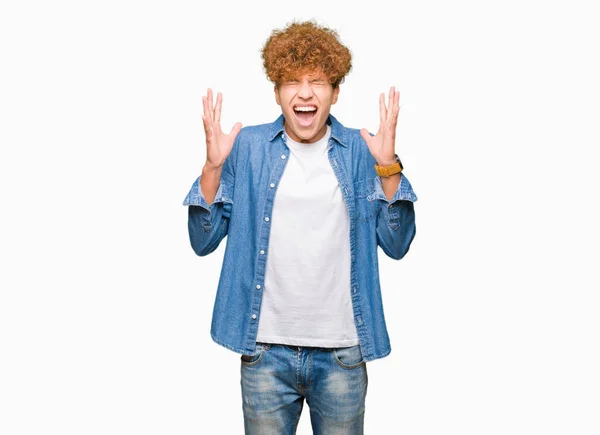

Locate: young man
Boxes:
[183,21,417,434]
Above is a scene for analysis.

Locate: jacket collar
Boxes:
[268,113,348,147]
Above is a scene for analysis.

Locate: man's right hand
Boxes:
[202,88,242,169]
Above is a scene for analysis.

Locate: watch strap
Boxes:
[374,154,403,177]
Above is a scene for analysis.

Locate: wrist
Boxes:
[203,162,223,173]
[376,154,398,166]
[374,154,403,178]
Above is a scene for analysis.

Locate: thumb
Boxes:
[230,122,242,138]
[360,128,372,143]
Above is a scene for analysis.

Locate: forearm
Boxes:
[188,204,230,256]
[376,200,416,260]
[373,172,418,260]
[380,172,402,201]
[183,170,233,257]
[200,163,223,206]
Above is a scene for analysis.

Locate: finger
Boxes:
[202,115,212,140]
[387,86,395,123]
[379,93,386,126]
[203,95,213,124]
[392,91,401,124]
[215,92,223,124]
[207,88,214,120]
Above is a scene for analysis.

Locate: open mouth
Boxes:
[293,105,318,126]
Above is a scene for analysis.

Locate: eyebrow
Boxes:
[284,76,326,83]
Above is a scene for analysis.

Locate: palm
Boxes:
[202,88,242,168]
[360,86,400,166]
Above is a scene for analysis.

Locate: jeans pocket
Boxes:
[241,343,267,366]
[333,344,365,369]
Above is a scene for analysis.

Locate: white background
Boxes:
[1,0,599,434]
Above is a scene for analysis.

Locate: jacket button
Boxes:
[256,284,261,289]
[281,155,286,159]
[252,314,257,320]
[270,183,275,188]
[260,250,265,255]
[264,217,270,222]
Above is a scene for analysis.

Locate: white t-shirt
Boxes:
[256,125,359,347]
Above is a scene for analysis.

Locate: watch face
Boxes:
[395,154,403,170]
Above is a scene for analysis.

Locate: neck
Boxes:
[283,121,328,144]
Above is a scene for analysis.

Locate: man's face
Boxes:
[274,69,340,144]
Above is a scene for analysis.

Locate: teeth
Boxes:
[294,106,317,112]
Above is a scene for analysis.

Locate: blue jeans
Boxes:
[240,342,368,434]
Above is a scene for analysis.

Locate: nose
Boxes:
[298,80,313,99]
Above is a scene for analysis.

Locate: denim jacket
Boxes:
[183,114,418,361]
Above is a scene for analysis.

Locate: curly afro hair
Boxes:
[261,20,352,88]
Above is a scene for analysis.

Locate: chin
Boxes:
[284,115,327,143]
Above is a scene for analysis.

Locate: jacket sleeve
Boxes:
[182,139,238,257]
[371,173,418,260]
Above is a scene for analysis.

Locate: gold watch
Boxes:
[374,154,403,177]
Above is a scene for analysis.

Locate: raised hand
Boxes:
[202,88,242,169]
[360,86,400,166]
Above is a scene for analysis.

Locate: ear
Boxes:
[331,86,340,105]
[274,85,281,106]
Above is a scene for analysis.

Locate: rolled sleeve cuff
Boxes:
[371,173,418,204]
[371,174,417,230]
[182,175,228,212]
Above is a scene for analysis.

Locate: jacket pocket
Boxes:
[353,179,379,222]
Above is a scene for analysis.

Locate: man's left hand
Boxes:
[360,86,400,166]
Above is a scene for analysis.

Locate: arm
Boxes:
[372,173,418,260]
[380,172,401,201]
[359,87,417,259]
[183,146,237,256]
[183,88,241,257]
